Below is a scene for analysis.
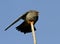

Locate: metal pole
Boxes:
[31,22,37,44]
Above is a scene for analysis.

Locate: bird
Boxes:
[5,10,39,34]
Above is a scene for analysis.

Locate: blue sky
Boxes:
[0,0,60,44]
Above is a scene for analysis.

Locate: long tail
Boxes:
[16,21,36,34]
[5,16,21,31]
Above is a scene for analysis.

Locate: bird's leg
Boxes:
[30,21,37,44]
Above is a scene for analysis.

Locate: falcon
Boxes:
[5,10,39,34]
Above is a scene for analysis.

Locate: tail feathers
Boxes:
[16,21,36,34]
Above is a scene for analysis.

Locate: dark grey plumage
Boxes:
[5,10,39,34]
